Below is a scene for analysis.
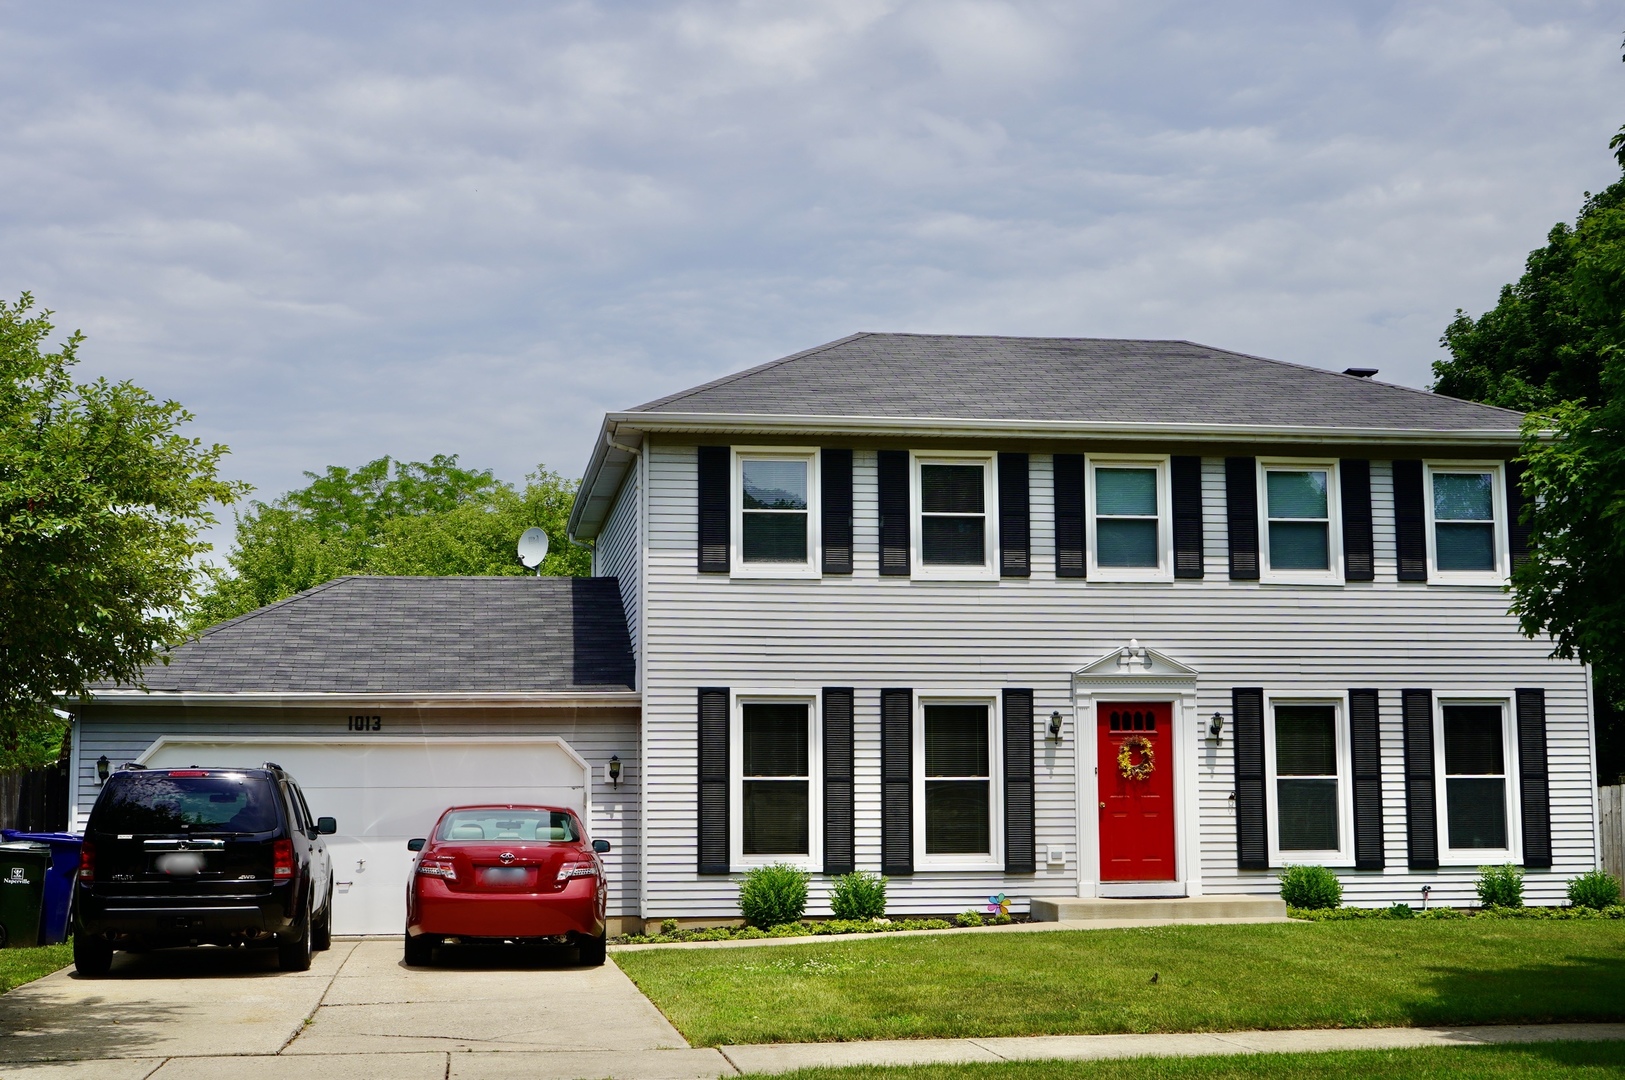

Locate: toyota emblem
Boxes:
[499,851,515,863]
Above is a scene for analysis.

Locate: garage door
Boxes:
[136,736,590,935]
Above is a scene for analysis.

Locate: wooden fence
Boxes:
[1604,785,1624,885]
[0,762,69,833]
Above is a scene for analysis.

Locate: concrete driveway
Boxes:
[0,940,727,1079]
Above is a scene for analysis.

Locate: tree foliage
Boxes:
[190,455,588,632]
[0,293,242,758]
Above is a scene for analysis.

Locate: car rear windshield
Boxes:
[89,773,281,835]
[436,810,579,843]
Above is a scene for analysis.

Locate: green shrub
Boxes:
[830,871,888,920]
[1386,902,1416,919]
[1279,865,1342,909]
[737,864,810,928]
[1568,869,1622,910]
[955,909,984,927]
[1476,864,1524,908]
[660,918,678,935]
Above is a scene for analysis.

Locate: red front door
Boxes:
[1097,702,1176,882]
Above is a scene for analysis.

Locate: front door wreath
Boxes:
[1117,734,1154,781]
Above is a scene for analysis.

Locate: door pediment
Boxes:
[1074,639,1197,692]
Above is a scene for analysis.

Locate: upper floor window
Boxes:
[1259,460,1341,583]
[912,453,997,580]
[1426,464,1504,582]
[732,448,819,577]
[1087,456,1170,581]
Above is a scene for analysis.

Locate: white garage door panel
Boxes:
[136,737,590,935]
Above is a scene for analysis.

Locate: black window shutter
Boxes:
[1349,688,1384,870]
[823,687,856,875]
[697,446,730,574]
[880,688,913,874]
[1002,688,1036,874]
[821,449,854,575]
[1507,461,1531,571]
[998,453,1031,578]
[1226,458,1259,580]
[1341,459,1375,582]
[1172,455,1204,579]
[1232,687,1267,870]
[1401,688,1438,869]
[1516,688,1552,869]
[1393,460,1428,582]
[1054,453,1086,578]
[697,687,730,874]
[878,450,911,577]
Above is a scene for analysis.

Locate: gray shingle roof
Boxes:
[631,333,1522,431]
[102,577,635,695]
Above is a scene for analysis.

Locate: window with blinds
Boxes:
[923,704,991,857]
[1442,704,1509,853]
[921,463,986,565]
[1274,704,1340,853]
[741,702,810,856]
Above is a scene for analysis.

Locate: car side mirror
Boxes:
[407,838,426,852]
[592,839,611,854]
[316,816,337,835]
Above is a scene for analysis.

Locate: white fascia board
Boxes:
[81,690,641,709]
[567,419,642,543]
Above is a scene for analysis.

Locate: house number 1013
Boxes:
[346,715,382,732]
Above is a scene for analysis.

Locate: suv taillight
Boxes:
[78,839,95,883]
[273,838,294,878]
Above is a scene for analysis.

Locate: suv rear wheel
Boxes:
[74,935,113,978]
[277,895,314,972]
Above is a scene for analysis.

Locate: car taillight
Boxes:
[557,860,597,882]
[416,858,456,881]
[78,840,95,883]
[273,838,294,878]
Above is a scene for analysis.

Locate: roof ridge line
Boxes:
[628,333,872,412]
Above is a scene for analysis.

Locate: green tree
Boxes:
[190,456,587,631]
[0,293,243,760]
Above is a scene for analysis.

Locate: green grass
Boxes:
[741,1042,1625,1080]
[614,921,1625,1046]
[0,943,72,994]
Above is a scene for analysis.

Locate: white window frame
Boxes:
[914,693,1003,870]
[1433,694,1520,866]
[1086,454,1172,582]
[910,451,999,582]
[731,447,821,579]
[1257,458,1343,585]
[1424,461,1508,586]
[730,691,821,871]
[1263,693,1353,867]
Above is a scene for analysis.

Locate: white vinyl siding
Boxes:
[593,467,642,669]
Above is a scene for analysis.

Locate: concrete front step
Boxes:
[1030,895,1288,922]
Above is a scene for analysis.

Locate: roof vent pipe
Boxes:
[1342,368,1378,378]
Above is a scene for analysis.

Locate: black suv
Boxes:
[73,764,337,976]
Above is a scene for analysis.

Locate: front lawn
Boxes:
[614,921,1625,1046]
[742,1042,1625,1080]
[0,943,73,994]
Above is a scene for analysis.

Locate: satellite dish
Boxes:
[517,528,550,572]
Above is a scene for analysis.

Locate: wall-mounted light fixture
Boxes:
[96,755,110,784]
[1208,712,1225,741]
[608,755,622,788]
[1048,711,1064,740]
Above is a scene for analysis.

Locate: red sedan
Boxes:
[404,805,609,966]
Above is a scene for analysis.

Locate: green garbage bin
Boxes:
[0,842,51,949]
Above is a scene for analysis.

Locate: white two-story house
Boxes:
[567,332,1600,917]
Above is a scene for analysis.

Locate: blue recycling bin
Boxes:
[2,831,82,945]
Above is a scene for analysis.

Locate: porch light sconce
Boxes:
[1048,711,1064,740]
[608,755,622,788]
[96,755,110,785]
[1208,712,1225,741]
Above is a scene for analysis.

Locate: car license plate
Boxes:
[153,852,208,876]
[481,866,528,886]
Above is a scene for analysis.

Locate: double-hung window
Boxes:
[1268,701,1347,862]
[1087,456,1170,580]
[916,699,1000,867]
[1259,461,1341,582]
[1425,464,1505,582]
[733,698,819,868]
[912,453,997,580]
[1437,700,1516,861]
[732,449,819,577]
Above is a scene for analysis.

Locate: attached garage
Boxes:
[70,576,641,935]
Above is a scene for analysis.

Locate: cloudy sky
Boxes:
[2,2,1620,549]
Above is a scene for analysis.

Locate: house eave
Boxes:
[78,690,641,710]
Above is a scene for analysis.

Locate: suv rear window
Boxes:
[90,773,282,835]
[436,810,579,843]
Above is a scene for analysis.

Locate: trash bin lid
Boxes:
[1,831,80,844]
[0,841,52,853]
